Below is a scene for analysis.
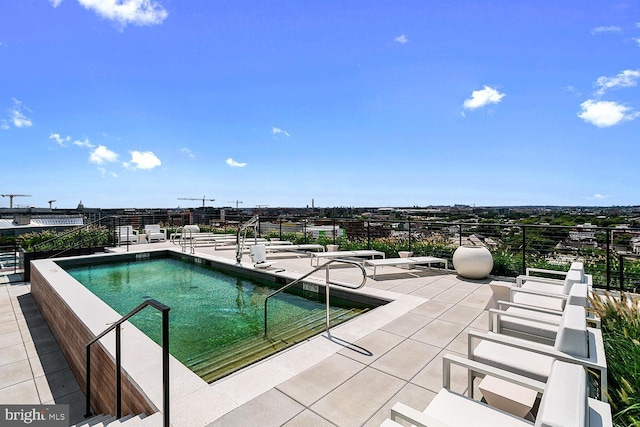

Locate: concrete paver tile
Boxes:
[410,319,466,349]
[337,329,404,365]
[33,367,81,402]
[281,409,337,427]
[380,312,433,338]
[276,353,364,407]
[438,304,484,326]
[431,289,470,304]
[206,388,304,427]
[0,380,40,403]
[0,358,33,388]
[410,300,452,319]
[410,350,467,394]
[310,367,405,427]
[0,343,28,367]
[371,339,440,382]
[30,348,72,377]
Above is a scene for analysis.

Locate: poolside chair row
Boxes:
[382,262,612,427]
[116,225,167,244]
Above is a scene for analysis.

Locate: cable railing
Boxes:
[84,299,170,427]
[263,258,367,337]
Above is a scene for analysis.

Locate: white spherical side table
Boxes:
[453,245,494,279]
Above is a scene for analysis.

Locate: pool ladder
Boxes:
[263,259,367,337]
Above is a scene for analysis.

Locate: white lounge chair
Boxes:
[469,304,608,402]
[491,282,597,344]
[510,269,586,311]
[310,250,385,266]
[383,355,612,427]
[364,256,448,279]
[144,224,167,242]
[116,226,138,244]
[517,261,592,287]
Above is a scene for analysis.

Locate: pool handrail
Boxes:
[84,298,170,427]
[263,258,367,337]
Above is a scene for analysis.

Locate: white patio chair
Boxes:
[510,269,586,311]
[144,224,167,242]
[469,304,608,402]
[382,355,612,427]
[116,226,138,244]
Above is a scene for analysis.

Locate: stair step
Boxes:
[185,306,369,382]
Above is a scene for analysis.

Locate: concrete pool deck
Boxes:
[0,242,511,426]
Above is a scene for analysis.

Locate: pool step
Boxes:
[184,306,368,382]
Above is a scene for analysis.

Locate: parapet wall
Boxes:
[30,260,157,417]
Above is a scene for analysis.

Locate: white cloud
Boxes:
[394,34,408,44]
[124,150,161,170]
[594,69,640,96]
[49,133,71,146]
[73,138,94,148]
[3,98,33,129]
[634,38,640,47]
[181,147,195,158]
[591,26,622,35]
[49,0,62,7]
[76,0,168,27]
[590,193,610,200]
[463,85,506,110]
[271,127,290,137]
[89,145,119,164]
[577,99,640,127]
[226,158,247,168]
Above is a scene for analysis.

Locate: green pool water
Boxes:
[65,256,372,381]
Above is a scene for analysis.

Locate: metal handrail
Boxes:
[264,259,367,336]
[236,215,260,264]
[32,216,107,255]
[85,299,170,427]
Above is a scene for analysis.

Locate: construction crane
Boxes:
[48,200,56,209]
[227,200,243,209]
[1,194,31,208]
[177,196,215,207]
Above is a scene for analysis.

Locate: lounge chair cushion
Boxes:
[535,362,587,427]
[554,305,588,357]
[423,389,527,427]
[512,291,565,311]
[500,307,561,341]
[472,338,555,382]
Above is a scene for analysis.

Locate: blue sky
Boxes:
[1,0,639,209]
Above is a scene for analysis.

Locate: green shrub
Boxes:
[590,292,640,427]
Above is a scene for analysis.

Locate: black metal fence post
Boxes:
[619,253,624,292]
[408,219,412,252]
[606,230,611,289]
[522,226,527,275]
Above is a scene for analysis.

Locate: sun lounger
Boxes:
[263,244,326,253]
[310,250,385,266]
[469,304,608,402]
[384,355,612,427]
[364,256,448,279]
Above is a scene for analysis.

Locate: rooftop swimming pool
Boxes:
[62,252,382,382]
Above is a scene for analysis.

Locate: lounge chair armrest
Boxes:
[488,308,561,333]
[442,353,545,393]
[525,267,569,277]
[468,330,607,372]
[516,275,566,287]
[391,402,453,427]
[509,287,568,300]
[497,300,563,315]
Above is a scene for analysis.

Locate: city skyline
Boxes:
[1,1,639,208]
